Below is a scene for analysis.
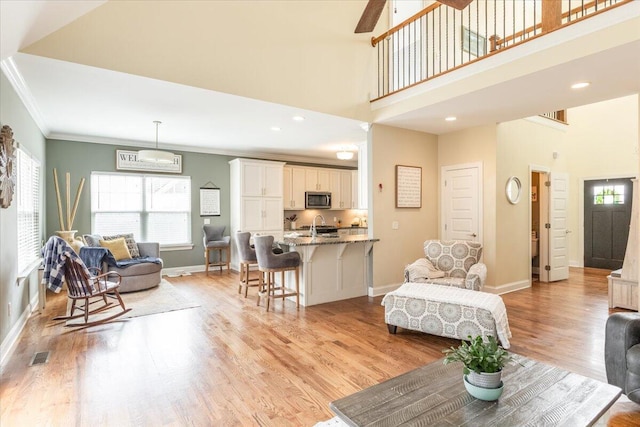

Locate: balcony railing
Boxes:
[372,0,631,100]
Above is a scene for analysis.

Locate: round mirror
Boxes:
[506,176,522,204]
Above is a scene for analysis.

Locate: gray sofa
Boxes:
[605,312,640,403]
[105,242,163,293]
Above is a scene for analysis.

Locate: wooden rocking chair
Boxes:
[52,257,131,327]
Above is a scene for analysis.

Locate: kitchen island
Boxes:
[276,234,379,306]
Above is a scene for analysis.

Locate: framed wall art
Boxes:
[200,182,221,216]
[396,165,422,208]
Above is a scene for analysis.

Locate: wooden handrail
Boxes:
[371,2,442,47]
[494,0,618,49]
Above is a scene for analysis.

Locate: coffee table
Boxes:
[329,354,621,426]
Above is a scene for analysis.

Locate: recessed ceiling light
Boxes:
[571,82,590,89]
[445,116,457,122]
[270,126,281,131]
[292,115,305,121]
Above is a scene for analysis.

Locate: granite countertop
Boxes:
[278,234,379,247]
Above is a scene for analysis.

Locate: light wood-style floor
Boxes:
[1,267,639,426]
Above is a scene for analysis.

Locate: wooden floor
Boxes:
[1,267,639,426]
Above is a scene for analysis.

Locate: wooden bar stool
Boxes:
[253,235,300,311]
[203,225,231,274]
[235,231,261,297]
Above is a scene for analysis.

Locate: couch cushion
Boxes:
[103,233,140,258]
[424,240,483,277]
[109,260,162,277]
[100,237,132,261]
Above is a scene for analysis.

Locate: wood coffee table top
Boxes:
[329,354,621,427]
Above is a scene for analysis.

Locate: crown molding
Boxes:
[46,133,358,168]
[1,57,50,136]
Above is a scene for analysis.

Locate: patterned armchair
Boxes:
[404,240,487,291]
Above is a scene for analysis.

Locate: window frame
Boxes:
[16,147,42,278]
[90,171,193,250]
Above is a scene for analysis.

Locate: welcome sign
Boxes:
[116,150,182,173]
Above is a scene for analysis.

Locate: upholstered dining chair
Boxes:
[235,231,260,297]
[203,225,231,274]
[253,235,300,311]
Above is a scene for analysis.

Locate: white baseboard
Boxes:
[369,283,402,297]
[569,260,582,268]
[0,300,33,371]
[484,280,531,295]
[163,264,239,277]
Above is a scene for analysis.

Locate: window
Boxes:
[593,185,625,205]
[17,148,41,275]
[91,172,191,248]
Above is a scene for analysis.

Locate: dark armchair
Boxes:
[605,312,640,403]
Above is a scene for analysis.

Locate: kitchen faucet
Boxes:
[310,214,326,238]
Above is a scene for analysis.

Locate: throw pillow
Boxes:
[83,234,102,247]
[99,237,132,261]
[102,233,140,258]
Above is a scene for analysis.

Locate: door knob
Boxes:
[470,233,477,237]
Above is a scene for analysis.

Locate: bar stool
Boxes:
[253,235,300,311]
[235,231,261,297]
[203,225,231,274]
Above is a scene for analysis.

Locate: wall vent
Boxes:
[29,351,50,366]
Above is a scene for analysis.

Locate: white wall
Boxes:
[563,95,639,266]
[370,124,438,292]
[0,71,46,361]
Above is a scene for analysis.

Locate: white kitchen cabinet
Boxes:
[230,158,285,270]
[306,168,330,191]
[351,170,359,209]
[330,170,352,210]
[283,166,306,210]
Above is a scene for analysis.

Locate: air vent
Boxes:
[29,351,50,366]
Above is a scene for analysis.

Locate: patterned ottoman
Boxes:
[381,282,512,348]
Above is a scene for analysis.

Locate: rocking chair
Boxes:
[53,256,132,327]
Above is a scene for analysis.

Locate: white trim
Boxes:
[524,115,569,132]
[162,264,240,277]
[0,57,50,136]
[483,280,531,295]
[569,260,581,268]
[440,162,483,243]
[369,283,402,297]
[0,302,31,371]
[17,258,42,282]
[160,244,195,252]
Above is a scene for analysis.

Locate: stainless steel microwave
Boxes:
[305,192,332,209]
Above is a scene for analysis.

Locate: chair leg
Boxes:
[226,246,231,273]
[205,248,210,275]
[266,272,272,312]
[244,264,250,298]
[238,262,244,294]
[257,270,264,306]
[295,267,300,309]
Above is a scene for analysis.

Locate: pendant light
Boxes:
[138,121,174,164]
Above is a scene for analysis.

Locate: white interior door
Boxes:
[549,172,570,281]
[441,163,482,242]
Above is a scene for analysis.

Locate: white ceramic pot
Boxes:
[467,370,502,389]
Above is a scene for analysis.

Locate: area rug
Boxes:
[64,279,199,326]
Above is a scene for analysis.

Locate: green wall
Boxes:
[46,139,234,269]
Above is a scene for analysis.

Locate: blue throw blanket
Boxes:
[79,247,162,270]
[41,236,91,293]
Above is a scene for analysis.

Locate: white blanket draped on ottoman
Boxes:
[382,282,512,348]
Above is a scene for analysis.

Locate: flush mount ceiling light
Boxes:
[571,81,590,89]
[138,121,174,164]
[337,145,357,160]
[445,116,457,122]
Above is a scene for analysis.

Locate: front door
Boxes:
[584,178,633,270]
[441,163,482,242]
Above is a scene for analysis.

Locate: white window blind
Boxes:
[91,172,191,247]
[17,148,41,275]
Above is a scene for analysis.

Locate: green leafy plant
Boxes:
[285,214,297,222]
[442,335,513,375]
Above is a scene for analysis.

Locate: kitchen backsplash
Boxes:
[284,209,368,229]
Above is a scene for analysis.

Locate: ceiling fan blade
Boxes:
[437,0,473,10]
[355,0,387,34]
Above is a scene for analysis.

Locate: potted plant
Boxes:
[285,214,297,230]
[443,335,513,397]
